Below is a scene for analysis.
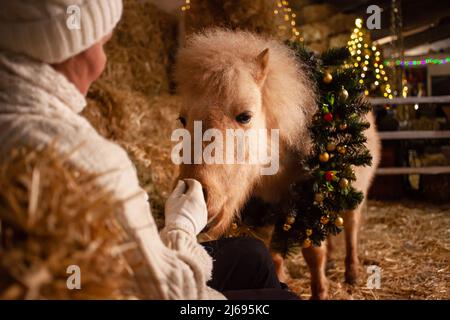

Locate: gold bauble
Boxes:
[306,229,313,236]
[326,143,336,152]
[319,152,330,163]
[339,123,348,130]
[339,87,349,102]
[303,238,312,248]
[283,224,292,231]
[337,145,347,155]
[320,215,330,224]
[339,178,349,189]
[335,216,344,227]
[323,72,333,84]
[314,193,324,203]
[286,216,296,225]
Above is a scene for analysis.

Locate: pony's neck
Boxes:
[253,146,305,204]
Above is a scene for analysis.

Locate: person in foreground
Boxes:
[0,0,298,300]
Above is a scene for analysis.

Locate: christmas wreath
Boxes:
[233,44,373,256]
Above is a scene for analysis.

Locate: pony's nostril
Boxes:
[202,188,208,202]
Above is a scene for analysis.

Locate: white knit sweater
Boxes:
[0,52,223,300]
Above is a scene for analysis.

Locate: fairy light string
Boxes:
[385,57,450,67]
[273,0,302,41]
[181,0,190,11]
[348,18,393,99]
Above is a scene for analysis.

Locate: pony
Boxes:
[174,29,381,299]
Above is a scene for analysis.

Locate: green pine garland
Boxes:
[235,44,373,256]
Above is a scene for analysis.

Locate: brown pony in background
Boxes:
[175,29,380,299]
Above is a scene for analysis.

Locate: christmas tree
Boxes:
[347,18,393,98]
[236,44,373,256]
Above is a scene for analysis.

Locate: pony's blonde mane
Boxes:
[175,29,317,155]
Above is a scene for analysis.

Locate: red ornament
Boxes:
[323,113,333,122]
[325,171,334,182]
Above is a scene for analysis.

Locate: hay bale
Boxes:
[0,147,141,299]
[329,33,351,48]
[297,4,335,25]
[83,82,181,224]
[327,13,357,36]
[301,22,331,44]
[185,0,279,37]
[307,41,329,54]
[100,0,178,96]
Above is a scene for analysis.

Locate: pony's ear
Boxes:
[254,48,269,86]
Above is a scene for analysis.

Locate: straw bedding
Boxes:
[286,200,450,299]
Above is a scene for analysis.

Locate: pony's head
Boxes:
[174,29,316,237]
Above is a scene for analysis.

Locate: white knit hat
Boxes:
[0,0,123,64]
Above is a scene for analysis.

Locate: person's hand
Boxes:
[164,179,208,235]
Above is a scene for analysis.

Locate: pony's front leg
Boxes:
[302,244,329,300]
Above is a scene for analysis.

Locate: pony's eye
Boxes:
[178,116,187,127]
[236,112,252,124]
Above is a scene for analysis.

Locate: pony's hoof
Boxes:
[345,257,360,285]
[310,290,329,300]
[310,279,329,300]
[345,268,359,285]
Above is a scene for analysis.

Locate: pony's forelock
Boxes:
[175,28,317,154]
